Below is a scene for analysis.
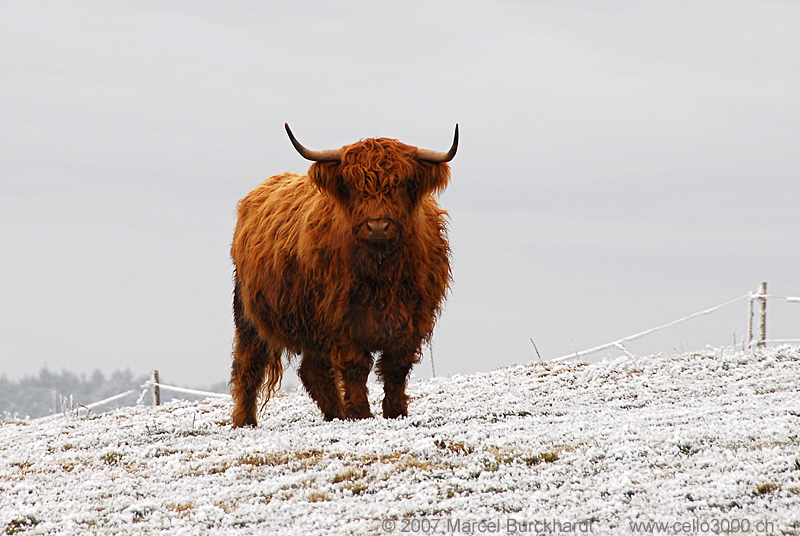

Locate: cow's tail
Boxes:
[259,350,283,411]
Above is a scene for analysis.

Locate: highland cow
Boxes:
[229,124,457,427]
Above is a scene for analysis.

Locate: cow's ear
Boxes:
[410,162,451,202]
[309,162,350,202]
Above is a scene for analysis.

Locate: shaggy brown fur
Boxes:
[230,136,452,426]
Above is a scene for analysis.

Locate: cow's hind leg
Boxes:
[376,343,421,419]
[297,349,345,421]
[338,347,374,420]
[230,283,282,428]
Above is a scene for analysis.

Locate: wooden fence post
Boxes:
[152,370,161,406]
[758,282,767,348]
[747,292,754,349]
[748,282,767,349]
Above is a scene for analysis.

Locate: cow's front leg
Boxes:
[338,347,374,420]
[298,349,345,421]
[376,344,421,419]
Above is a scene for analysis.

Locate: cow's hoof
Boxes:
[231,416,257,428]
[382,408,408,419]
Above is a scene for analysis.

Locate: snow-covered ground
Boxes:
[2,346,799,535]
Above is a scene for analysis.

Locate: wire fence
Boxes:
[25,283,799,422]
[549,282,800,363]
[27,377,230,423]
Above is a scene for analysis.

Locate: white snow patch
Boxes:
[1,347,799,534]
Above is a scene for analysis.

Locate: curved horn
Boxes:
[285,123,343,162]
[416,124,459,163]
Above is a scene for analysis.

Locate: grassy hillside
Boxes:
[1,346,799,535]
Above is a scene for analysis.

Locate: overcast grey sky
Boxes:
[2,1,799,387]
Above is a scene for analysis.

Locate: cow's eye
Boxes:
[336,179,351,201]
[405,180,420,203]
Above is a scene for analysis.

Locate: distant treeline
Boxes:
[0,368,229,420]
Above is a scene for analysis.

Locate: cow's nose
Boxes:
[365,218,391,239]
